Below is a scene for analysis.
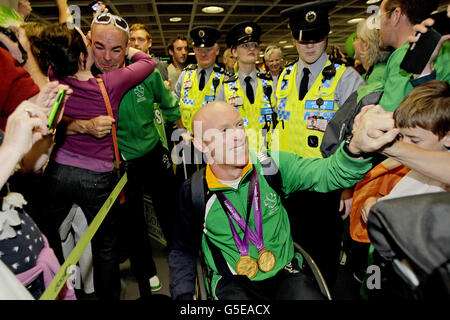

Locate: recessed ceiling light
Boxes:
[279,40,287,44]
[202,6,224,14]
[366,0,381,4]
[283,45,294,49]
[347,18,365,24]
[170,17,182,22]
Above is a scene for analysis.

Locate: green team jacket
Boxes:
[356,62,387,103]
[117,64,181,160]
[169,143,372,299]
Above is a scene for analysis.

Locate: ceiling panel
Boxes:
[25,0,450,63]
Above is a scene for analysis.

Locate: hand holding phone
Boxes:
[400,10,450,75]
[430,10,450,36]
[48,89,66,130]
[400,27,441,75]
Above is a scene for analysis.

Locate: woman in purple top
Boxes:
[35,21,156,300]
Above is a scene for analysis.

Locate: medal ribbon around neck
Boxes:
[216,169,275,275]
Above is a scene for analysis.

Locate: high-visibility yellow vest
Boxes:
[223,72,275,152]
[272,60,346,158]
[180,64,225,133]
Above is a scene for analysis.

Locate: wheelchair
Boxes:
[194,242,332,300]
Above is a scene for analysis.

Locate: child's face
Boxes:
[400,126,450,151]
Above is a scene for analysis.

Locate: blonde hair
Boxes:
[130,23,151,39]
[356,19,390,68]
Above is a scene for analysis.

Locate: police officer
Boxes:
[173,26,226,134]
[216,22,276,152]
[172,26,226,180]
[273,0,365,286]
[274,0,364,158]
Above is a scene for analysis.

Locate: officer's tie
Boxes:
[298,67,310,100]
[199,69,206,91]
[244,76,254,104]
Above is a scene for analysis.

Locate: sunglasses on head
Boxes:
[92,13,129,35]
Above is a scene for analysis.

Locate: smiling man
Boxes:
[64,13,182,299]
[168,100,400,300]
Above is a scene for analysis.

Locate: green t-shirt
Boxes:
[378,41,450,111]
[117,67,181,160]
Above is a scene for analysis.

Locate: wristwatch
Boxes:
[343,135,363,158]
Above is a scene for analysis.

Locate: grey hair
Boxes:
[356,19,390,67]
[264,45,283,63]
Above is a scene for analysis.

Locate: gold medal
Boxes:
[236,255,258,279]
[257,248,276,273]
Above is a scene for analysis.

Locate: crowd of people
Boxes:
[0,0,448,302]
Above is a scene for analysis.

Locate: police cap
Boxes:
[226,22,261,47]
[190,26,221,48]
[281,0,337,42]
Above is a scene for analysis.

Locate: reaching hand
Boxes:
[92,1,109,19]
[2,101,50,160]
[349,105,400,155]
[165,79,172,91]
[35,81,72,111]
[339,188,353,220]
[86,115,115,138]
[407,10,450,75]
[360,196,378,223]
[17,0,32,20]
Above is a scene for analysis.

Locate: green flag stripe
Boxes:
[39,173,128,300]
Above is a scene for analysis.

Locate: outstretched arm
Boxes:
[353,104,450,185]
[382,142,450,186]
[0,101,49,187]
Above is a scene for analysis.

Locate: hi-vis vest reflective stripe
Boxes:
[223,76,274,152]
[272,60,346,158]
[180,66,225,133]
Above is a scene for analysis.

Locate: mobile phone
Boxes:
[89,1,110,13]
[48,89,66,130]
[89,1,100,11]
[430,11,450,36]
[400,27,441,74]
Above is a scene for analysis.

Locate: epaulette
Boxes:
[285,60,296,68]
[223,73,239,83]
[184,64,198,71]
[283,60,296,76]
[257,71,272,81]
[213,65,225,74]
